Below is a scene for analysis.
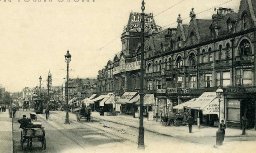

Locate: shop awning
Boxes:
[173,98,197,110]
[88,94,97,100]
[104,94,116,104]
[129,94,155,105]
[116,92,137,104]
[99,93,115,106]
[68,97,77,105]
[91,95,108,102]
[189,92,216,110]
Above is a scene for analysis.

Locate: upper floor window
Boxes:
[188,53,196,67]
[159,60,162,71]
[239,39,251,60]
[226,43,231,59]
[176,56,183,68]
[219,45,223,60]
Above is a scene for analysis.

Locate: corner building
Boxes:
[97,0,256,129]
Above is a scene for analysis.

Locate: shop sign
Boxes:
[167,88,177,94]
[205,103,219,113]
[113,61,141,75]
[157,89,166,94]
[228,100,240,108]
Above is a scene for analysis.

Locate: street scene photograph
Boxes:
[1,0,256,153]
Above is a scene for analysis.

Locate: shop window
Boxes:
[227,100,240,122]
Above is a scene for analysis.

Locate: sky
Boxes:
[0,0,240,92]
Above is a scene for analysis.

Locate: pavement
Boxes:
[91,112,256,139]
[0,109,13,153]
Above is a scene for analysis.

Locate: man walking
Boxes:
[242,115,247,135]
[187,114,194,133]
[220,120,226,143]
[45,105,50,120]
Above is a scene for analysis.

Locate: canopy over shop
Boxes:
[173,92,224,126]
[115,92,138,114]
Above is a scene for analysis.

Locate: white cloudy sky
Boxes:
[0,0,240,92]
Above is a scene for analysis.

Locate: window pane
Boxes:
[243,70,252,79]
[223,72,230,79]
[243,80,252,85]
[223,80,230,87]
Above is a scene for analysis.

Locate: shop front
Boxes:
[225,87,256,129]
[115,92,138,115]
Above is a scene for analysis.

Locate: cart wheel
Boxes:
[76,114,80,121]
[42,137,46,150]
[20,132,24,150]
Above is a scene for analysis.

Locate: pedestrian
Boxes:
[87,107,91,122]
[45,105,50,120]
[187,114,194,133]
[219,120,226,142]
[18,115,31,129]
[242,115,247,135]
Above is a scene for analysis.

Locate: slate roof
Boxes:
[196,19,212,41]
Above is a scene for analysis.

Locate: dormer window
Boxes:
[177,36,182,49]
[242,12,248,30]
[227,19,233,32]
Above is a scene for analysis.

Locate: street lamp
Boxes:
[138,0,145,149]
[216,86,224,125]
[64,50,71,124]
[39,76,42,96]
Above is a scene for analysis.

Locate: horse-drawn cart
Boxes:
[20,122,46,150]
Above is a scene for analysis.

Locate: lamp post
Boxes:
[64,50,71,124]
[39,76,42,96]
[138,0,145,149]
[216,86,223,125]
[216,86,224,146]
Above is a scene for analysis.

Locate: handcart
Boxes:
[20,122,46,150]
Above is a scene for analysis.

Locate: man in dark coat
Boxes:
[18,115,31,129]
[219,120,226,142]
[187,115,194,133]
[242,115,247,135]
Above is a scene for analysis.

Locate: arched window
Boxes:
[159,60,162,71]
[202,49,207,63]
[147,63,152,73]
[168,57,172,70]
[188,53,196,68]
[239,39,251,60]
[208,47,213,62]
[176,56,183,68]
[190,32,197,44]
[155,61,158,72]
[219,45,222,60]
